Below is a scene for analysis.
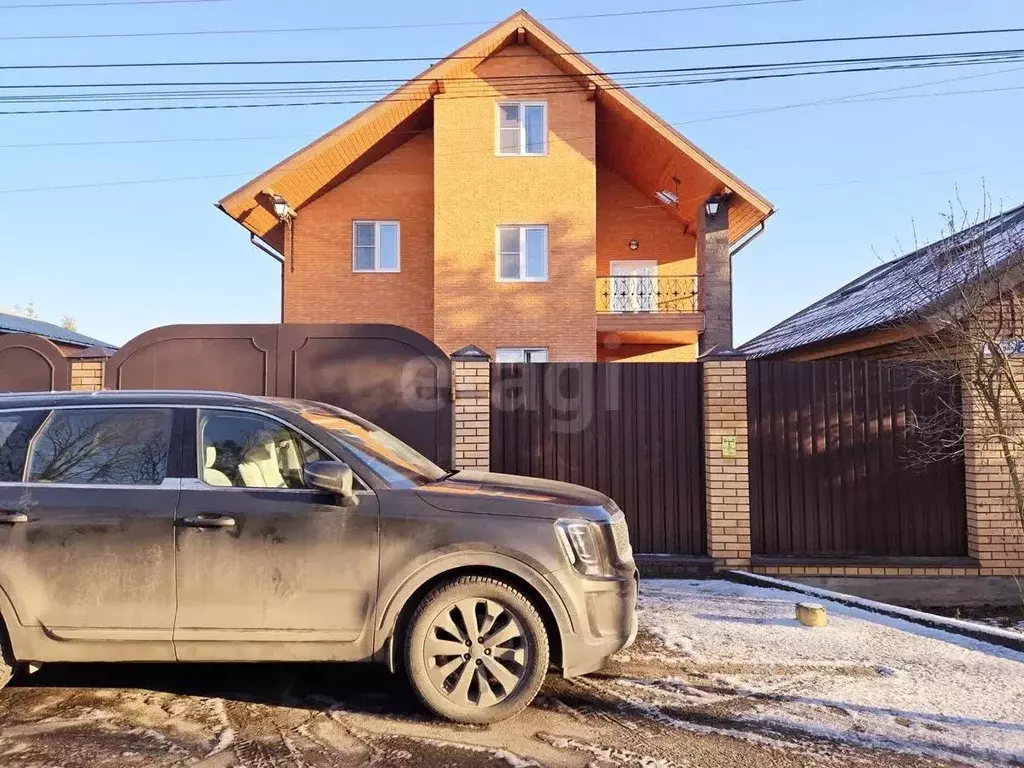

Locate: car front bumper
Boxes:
[556,567,639,678]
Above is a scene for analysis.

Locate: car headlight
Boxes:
[555,519,616,578]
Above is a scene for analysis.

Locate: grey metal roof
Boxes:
[740,203,1024,358]
[0,312,115,350]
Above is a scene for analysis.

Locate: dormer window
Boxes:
[496,102,547,156]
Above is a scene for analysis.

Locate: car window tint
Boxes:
[199,410,329,489]
[0,411,47,482]
[26,409,173,486]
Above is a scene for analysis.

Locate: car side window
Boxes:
[0,410,47,482]
[198,410,330,489]
[25,408,174,486]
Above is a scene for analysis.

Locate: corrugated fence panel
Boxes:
[490,362,705,556]
[748,360,967,558]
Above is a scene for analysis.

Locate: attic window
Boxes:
[497,102,547,156]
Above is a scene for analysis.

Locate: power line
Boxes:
[5,63,1017,148]
[7,30,1024,70]
[0,134,299,148]
[676,64,1024,125]
[0,0,226,8]
[8,42,1024,90]
[0,1,808,39]
[2,53,1022,113]
[1,49,1021,102]
[6,61,1023,107]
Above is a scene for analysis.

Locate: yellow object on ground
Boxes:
[796,602,827,627]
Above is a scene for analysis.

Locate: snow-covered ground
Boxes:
[629,579,1024,768]
[0,579,1020,767]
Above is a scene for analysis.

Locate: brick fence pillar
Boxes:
[67,346,111,392]
[451,346,491,471]
[962,366,1024,577]
[702,355,752,571]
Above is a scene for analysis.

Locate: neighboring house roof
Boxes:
[740,203,1024,358]
[0,312,115,350]
[218,9,773,250]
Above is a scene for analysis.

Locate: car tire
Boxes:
[405,575,549,724]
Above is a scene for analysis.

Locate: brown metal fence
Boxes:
[105,323,453,467]
[747,360,967,558]
[0,334,71,392]
[490,363,706,556]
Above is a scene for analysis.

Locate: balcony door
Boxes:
[610,260,658,313]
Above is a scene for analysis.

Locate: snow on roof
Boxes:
[740,203,1024,358]
[0,312,115,350]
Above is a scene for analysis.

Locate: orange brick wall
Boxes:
[279,50,708,362]
[433,46,597,361]
[596,166,696,277]
[70,359,104,391]
[963,357,1024,577]
[595,166,699,361]
[452,359,490,469]
[284,133,434,339]
[703,359,752,570]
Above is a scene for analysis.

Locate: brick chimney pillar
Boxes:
[698,197,732,355]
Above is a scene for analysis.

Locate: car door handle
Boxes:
[0,511,29,524]
[181,514,236,529]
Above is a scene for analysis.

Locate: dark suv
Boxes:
[0,390,637,722]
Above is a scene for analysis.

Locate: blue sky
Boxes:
[1,0,1022,347]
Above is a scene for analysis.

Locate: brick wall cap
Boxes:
[451,344,491,361]
[698,347,748,361]
[65,345,115,359]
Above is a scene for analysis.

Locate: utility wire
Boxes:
[0,0,227,8]
[0,0,807,38]
[7,31,1024,70]
[8,44,1024,90]
[5,62,1019,148]
[2,54,1022,113]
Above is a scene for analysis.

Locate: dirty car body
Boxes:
[0,390,637,721]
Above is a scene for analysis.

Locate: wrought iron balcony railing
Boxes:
[596,275,700,314]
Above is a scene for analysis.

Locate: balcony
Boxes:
[595,274,704,335]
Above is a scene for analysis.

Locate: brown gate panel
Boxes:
[279,325,452,468]
[0,334,71,392]
[747,360,967,558]
[490,363,705,556]
[107,325,277,394]
[107,323,453,467]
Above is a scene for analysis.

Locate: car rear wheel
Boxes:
[405,575,549,724]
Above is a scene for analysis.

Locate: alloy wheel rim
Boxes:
[423,598,529,708]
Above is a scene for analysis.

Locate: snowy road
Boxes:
[0,579,1020,767]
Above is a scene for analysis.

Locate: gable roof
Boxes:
[0,312,115,350]
[740,203,1024,358]
[217,9,773,250]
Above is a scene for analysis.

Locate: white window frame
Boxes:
[496,347,549,363]
[495,101,548,156]
[352,220,401,273]
[496,225,548,282]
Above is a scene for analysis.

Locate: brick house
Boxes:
[217,10,773,363]
[739,203,1024,361]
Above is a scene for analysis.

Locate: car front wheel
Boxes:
[405,575,549,724]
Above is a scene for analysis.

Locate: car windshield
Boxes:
[274,399,446,487]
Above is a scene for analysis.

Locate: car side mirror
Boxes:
[303,460,359,507]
